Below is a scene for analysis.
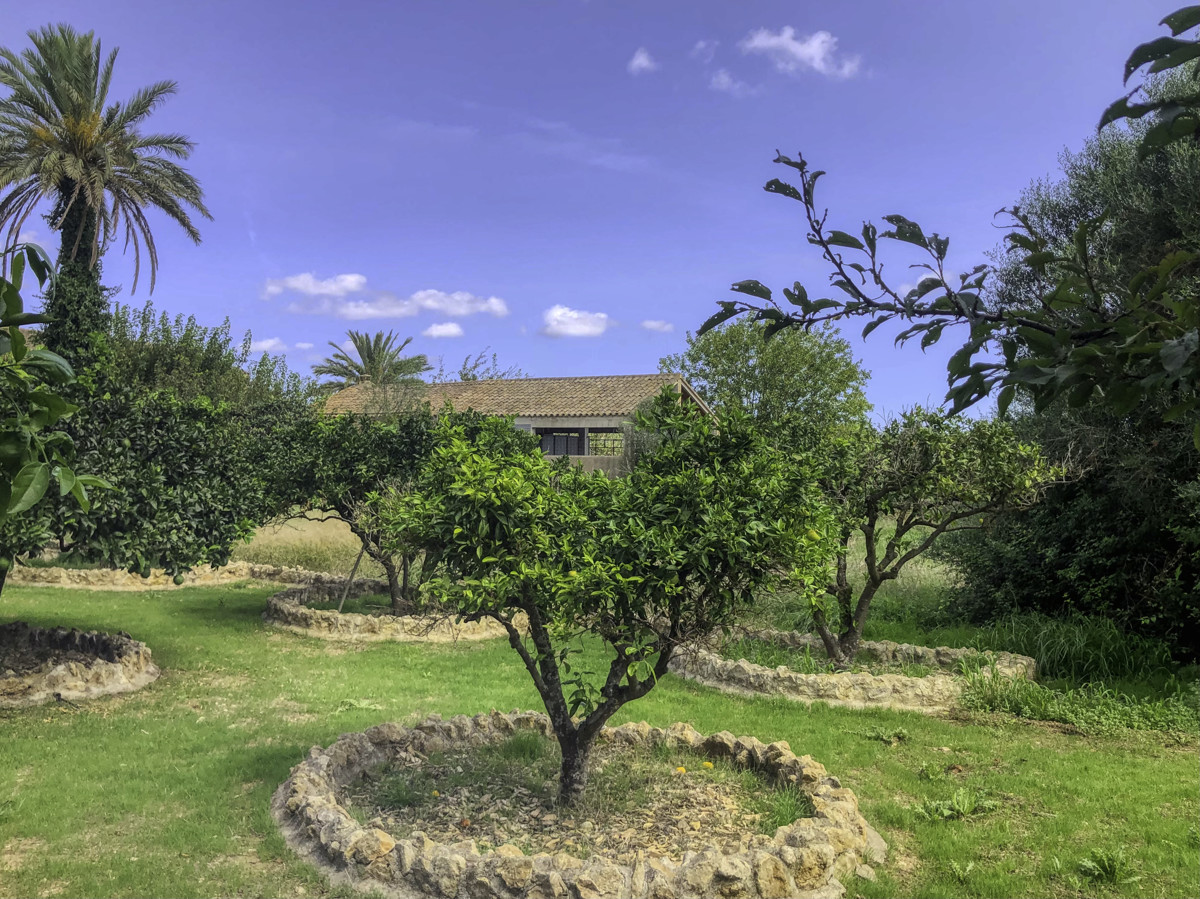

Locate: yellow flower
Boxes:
[431,790,440,798]
[702,761,714,769]
[675,766,687,774]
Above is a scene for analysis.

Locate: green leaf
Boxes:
[10,252,24,292]
[996,384,1016,418]
[1162,6,1200,35]
[699,303,742,335]
[1124,36,1197,81]
[730,280,773,301]
[783,282,809,307]
[861,317,887,339]
[21,349,76,385]
[6,461,50,515]
[825,230,865,251]
[57,465,77,497]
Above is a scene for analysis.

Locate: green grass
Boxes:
[1,583,1197,898]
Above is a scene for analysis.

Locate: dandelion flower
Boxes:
[702,761,714,769]
[432,790,440,797]
[675,766,687,774]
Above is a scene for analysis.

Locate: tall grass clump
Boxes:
[961,669,1200,735]
[970,612,1175,682]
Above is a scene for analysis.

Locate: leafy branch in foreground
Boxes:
[1,244,104,522]
[702,151,1197,442]
[704,9,1199,446]
[1100,5,1200,157]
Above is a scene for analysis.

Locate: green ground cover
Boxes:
[1,583,1197,898]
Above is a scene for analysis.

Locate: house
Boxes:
[323,373,712,476]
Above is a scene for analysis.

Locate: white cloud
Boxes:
[739,26,861,79]
[690,40,718,63]
[640,319,674,333]
[627,47,658,75]
[294,342,314,350]
[511,118,650,173]
[16,229,49,252]
[542,305,610,338]
[263,272,367,299]
[271,278,510,321]
[251,337,286,352]
[423,322,464,338]
[710,69,759,98]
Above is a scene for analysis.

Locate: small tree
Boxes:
[660,318,871,438]
[376,393,834,804]
[289,410,435,613]
[811,409,1058,667]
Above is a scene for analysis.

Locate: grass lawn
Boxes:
[1,583,1196,899]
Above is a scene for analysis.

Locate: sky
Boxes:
[1,0,1178,416]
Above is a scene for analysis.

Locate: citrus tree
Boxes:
[376,392,834,804]
[810,409,1058,667]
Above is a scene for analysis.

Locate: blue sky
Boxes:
[1,0,1175,415]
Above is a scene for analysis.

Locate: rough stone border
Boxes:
[668,629,1037,715]
[6,560,333,591]
[272,711,887,899]
[262,581,520,644]
[0,621,161,708]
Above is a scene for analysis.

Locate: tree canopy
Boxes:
[313,330,431,395]
[660,318,870,443]
[375,393,834,803]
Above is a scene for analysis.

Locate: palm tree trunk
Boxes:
[43,182,109,362]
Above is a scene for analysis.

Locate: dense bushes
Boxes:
[936,108,1200,661]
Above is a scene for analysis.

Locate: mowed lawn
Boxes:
[1,583,1196,899]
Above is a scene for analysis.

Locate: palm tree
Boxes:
[0,24,210,297]
[313,330,431,394]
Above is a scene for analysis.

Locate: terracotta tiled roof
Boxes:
[323,374,710,418]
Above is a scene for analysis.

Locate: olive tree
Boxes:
[812,409,1058,667]
[376,392,834,804]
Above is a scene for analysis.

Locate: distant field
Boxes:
[231,514,385,578]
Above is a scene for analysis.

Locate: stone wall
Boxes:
[263,582,523,644]
[0,622,161,708]
[272,711,887,899]
[668,631,1037,715]
[7,560,329,591]
[740,629,1037,680]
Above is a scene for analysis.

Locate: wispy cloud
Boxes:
[383,117,478,142]
[251,337,286,352]
[423,322,464,338]
[511,118,651,173]
[627,47,658,75]
[542,305,610,338]
[690,40,718,63]
[640,319,674,333]
[263,272,367,299]
[338,289,509,320]
[739,26,861,79]
[294,342,315,350]
[710,69,759,98]
[266,275,509,320]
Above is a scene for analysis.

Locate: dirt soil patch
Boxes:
[1,642,98,676]
[347,731,807,865]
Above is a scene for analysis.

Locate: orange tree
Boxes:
[374,392,834,804]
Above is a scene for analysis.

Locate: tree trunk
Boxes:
[42,182,108,364]
[337,545,366,614]
[383,557,403,616]
[556,729,593,806]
